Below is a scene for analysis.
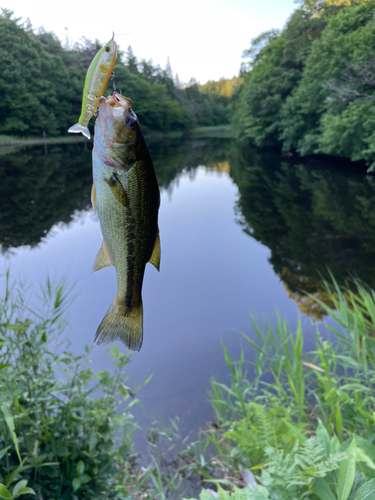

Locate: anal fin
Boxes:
[149,230,161,271]
[93,241,113,272]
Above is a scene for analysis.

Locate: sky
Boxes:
[4,0,297,84]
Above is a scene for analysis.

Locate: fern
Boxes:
[223,401,303,467]
[256,437,346,499]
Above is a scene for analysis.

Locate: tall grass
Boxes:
[185,278,375,499]
[0,271,171,499]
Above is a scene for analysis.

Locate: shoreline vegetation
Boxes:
[0,125,233,149]
[232,0,375,171]
[2,273,375,499]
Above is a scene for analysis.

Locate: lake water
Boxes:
[1,136,374,447]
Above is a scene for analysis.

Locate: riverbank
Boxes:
[0,134,88,148]
[186,124,232,137]
[2,272,375,499]
[0,125,232,150]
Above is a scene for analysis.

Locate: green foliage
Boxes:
[184,83,232,127]
[280,0,375,160]
[184,485,263,499]
[0,12,230,138]
[0,271,154,499]
[223,402,304,467]
[188,278,375,499]
[233,0,375,167]
[0,15,70,137]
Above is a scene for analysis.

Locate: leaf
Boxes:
[12,481,27,499]
[0,447,10,460]
[5,462,25,488]
[355,478,375,499]
[78,474,91,485]
[56,446,68,457]
[283,420,307,443]
[89,432,98,453]
[316,421,331,459]
[337,440,357,500]
[355,447,375,470]
[312,478,337,500]
[72,478,81,492]
[13,488,35,497]
[354,435,375,464]
[1,405,21,463]
[0,484,13,500]
[76,461,84,475]
[336,404,343,442]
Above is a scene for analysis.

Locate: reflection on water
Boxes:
[2,139,375,322]
[230,145,375,318]
[0,143,92,251]
[0,138,230,252]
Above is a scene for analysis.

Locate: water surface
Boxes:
[1,137,374,442]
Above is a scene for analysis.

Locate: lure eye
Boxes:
[105,47,110,52]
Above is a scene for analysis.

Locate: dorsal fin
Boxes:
[148,230,161,271]
[93,241,113,272]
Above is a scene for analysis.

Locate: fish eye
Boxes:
[125,117,137,128]
[105,46,110,52]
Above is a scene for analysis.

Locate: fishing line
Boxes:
[110,0,114,40]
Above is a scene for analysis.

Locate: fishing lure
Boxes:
[68,36,117,139]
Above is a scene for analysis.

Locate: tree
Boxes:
[124,45,139,74]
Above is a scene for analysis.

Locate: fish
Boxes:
[91,92,161,351]
[68,37,117,140]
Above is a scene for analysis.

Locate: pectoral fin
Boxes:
[104,173,128,207]
[91,182,97,210]
[93,241,113,272]
[149,230,161,271]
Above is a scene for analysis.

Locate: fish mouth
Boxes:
[107,93,132,109]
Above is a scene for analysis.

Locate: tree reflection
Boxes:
[3,137,374,321]
[0,137,230,252]
[230,145,375,318]
[0,143,93,251]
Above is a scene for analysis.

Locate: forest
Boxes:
[0,9,236,138]
[3,1,375,168]
[233,0,375,168]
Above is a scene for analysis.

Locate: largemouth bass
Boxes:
[68,37,117,140]
[92,93,160,351]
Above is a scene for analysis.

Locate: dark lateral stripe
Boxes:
[125,211,136,310]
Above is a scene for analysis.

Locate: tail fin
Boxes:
[68,123,91,140]
[94,297,143,351]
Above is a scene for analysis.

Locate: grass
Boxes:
[0,271,181,499]
[181,277,375,499]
